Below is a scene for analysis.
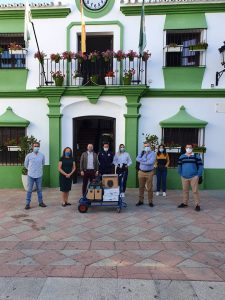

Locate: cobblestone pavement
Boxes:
[0,186,225,282]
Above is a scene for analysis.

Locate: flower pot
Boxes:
[166,46,182,52]
[10,49,24,55]
[22,174,36,191]
[54,77,64,86]
[74,77,83,86]
[123,76,132,85]
[105,76,115,85]
[165,147,181,153]
[90,75,98,85]
[7,146,21,152]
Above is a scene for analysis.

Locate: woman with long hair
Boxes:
[155,144,170,197]
[113,144,132,197]
[58,147,76,206]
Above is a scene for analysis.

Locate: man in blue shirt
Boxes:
[24,142,46,210]
[177,144,203,211]
[136,142,156,207]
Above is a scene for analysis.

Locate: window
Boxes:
[0,33,26,69]
[0,127,25,165]
[163,30,207,67]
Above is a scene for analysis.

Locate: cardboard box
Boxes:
[94,188,102,200]
[102,174,118,188]
[87,188,95,200]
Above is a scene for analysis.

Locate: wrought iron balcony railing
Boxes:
[39,56,148,87]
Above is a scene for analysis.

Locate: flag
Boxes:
[138,0,147,56]
[80,0,86,53]
[24,0,32,48]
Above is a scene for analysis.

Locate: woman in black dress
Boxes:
[58,147,76,207]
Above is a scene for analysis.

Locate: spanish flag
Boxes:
[80,0,86,53]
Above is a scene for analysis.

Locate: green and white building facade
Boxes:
[0,0,225,189]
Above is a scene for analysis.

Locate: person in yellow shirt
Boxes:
[155,144,170,197]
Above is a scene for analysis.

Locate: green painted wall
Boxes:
[0,69,28,91]
[204,169,225,189]
[163,67,205,90]
[0,165,50,189]
[164,13,207,30]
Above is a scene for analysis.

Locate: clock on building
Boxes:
[83,0,108,11]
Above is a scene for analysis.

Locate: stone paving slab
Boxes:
[0,187,225,282]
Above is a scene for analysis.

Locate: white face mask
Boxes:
[145,146,150,152]
[103,147,109,152]
[186,148,192,154]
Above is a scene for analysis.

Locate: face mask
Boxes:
[88,148,93,152]
[120,147,125,152]
[33,147,39,153]
[65,152,71,157]
[186,148,192,154]
[104,148,109,152]
[145,146,150,152]
[159,148,164,153]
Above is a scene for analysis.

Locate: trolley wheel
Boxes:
[78,204,88,213]
[117,207,121,213]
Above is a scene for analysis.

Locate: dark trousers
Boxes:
[156,167,167,192]
[116,168,128,193]
[82,170,95,196]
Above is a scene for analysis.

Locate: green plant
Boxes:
[18,135,40,171]
[4,139,18,146]
[193,145,207,153]
[189,42,208,51]
[144,134,159,150]
[0,47,4,54]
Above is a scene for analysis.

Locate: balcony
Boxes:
[39,55,149,87]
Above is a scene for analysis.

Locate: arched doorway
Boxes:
[73,116,116,182]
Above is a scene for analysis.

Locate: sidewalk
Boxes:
[0,186,225,299]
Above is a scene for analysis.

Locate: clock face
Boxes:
[83,0,108,11]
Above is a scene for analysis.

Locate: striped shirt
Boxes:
[178,153,203,179]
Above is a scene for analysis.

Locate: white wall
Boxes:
[60,95,127,152]
[0,98,49,164]
[139,97,225,168]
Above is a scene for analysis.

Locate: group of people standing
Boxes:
[24,141,203,212]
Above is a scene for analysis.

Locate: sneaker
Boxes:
[120,193,125,198]
[62,203,67,207]
[136,201,143,206]
[149,202,154,207]
[25,204,30,210]
[39,202,47,207]
[156,192,159,196]
[163,192,166,197]
[195,205,201,212]
[66,202,72,206]
[177,203,188,208]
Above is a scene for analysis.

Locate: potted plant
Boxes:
[19,135,40,191]
[166,43,182,52]
[105,71,115,85]
[193,145,207,153]
[34,51,46,64]
[189,42,208,52]
[114,50,126,62]
[123,69,135,85]
[101,50,114,62]
[142,50,151,62]
[165,142,182,153]
[90,74,99,85]
[73,70,83,86]
[75,51,87,64]
[50,53,61,63]
[8,42,24,54]
[51,71,65,86]
[126,50,138,61]
[88,51,100,63]
[144,134,159,151]
[62,51,75,62]
[4,138,21,152]
[0,47,4,55]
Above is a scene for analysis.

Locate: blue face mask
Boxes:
[120,147,125,152]
[159,148,164,153]
[144,146,150,152]
[33,147,39,153]
[65,152,71,157]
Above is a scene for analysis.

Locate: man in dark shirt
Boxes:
[98,143,114,175]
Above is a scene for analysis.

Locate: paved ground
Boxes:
[0,186,225,299]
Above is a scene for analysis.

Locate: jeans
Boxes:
[116,168,128,193]
[26,176,43,205]
[156,167,167,192]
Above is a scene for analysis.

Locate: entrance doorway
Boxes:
[73,116,116,182]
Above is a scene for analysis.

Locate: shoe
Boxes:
[156,192,159,196]
[195,205,200,212]
[66,202,72,206]
[177,203,188,208]
[149,202,154,207]
[136,201,143,206]
[120,193,125,198]
[163,192,166,197]
[25,204,30,210]
[62,203,67,207]
[39,202,47,207]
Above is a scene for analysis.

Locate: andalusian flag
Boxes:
[24,0,32,48]
[80,0,86,53]
[138,0,146,56]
